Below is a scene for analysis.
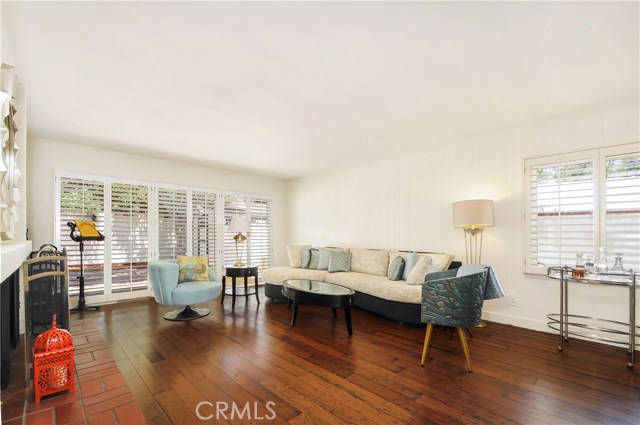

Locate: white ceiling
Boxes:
[3,1,638,179]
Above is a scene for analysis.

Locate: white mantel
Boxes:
[1,239,31,282]
[1,240,31,336]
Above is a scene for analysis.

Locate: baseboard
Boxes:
[481,310,553,334]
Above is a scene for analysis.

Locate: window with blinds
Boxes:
[111,182,149,293]
[58,176,106,296]
[191,190,218,269]
[528,159,595,267]
[223,195,248,267]
[250,197,272,276]
[605,154,640,271]
[525,144,639,274]
[157,187,188,260]
[57,172,274,298]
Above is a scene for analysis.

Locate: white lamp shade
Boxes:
[228,215,251,233]
[452,199,494,228]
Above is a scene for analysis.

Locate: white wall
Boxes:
[27,137,288,267]
[286,104,640,333]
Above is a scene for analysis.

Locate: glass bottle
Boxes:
[611,253,624,272]
[597,246,608,273]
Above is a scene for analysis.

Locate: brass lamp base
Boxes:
[475,320,488,328]
[234,261,246,267]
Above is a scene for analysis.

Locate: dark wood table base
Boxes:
[221,266,260,309]
[282,280,355,336]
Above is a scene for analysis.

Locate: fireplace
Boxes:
[0,268,19,389]
[0,240,32,389]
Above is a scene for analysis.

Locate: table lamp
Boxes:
[229,215,250,267]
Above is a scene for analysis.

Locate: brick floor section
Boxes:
[1,319,147,425]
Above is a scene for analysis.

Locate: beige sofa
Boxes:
[263,247,460,324]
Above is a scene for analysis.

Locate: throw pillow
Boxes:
[387,255,405,281]
[328,250,352,273]
[177,255,209,283]
[317,248,331,270]
[301,247,312,268]
[429,253,454,273]
[286,244,310,268]
[308,248,320,269]
[406,255,432,285]
[403,251,418,280]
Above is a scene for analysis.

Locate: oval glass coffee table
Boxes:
[282,279,355,336]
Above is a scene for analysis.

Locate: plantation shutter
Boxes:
[223,195,248,267]
[191,190,218,269]
[249,197,272,278]
[110,182,149,293]
[528,159,595,267]
[58,176,105,296]
[157,187,188,260]
[605,154,640,271]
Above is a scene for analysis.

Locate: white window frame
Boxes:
[55,171,273,305]
[524,142,639,275]
[54,171,153,303]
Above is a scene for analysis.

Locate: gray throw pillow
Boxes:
[317,248,331,270]
[388,255,405,281]
[328,250,351,273]
[308,249,320,269]
[403,251,418,280]
[301,248,312,268]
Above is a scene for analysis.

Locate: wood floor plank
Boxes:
[77,292,640,425]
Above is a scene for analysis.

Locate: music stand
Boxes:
[67,221,105,312]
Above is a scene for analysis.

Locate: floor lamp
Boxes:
[452,199,494,264]
[229,215,250,267]
[453,199,494,328]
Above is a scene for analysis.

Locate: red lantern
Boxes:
[33,314,75,403]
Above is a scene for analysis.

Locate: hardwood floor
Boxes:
[73,289,640,425]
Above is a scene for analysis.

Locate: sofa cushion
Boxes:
[403,251,418,280]
[286,245,310,268]
[325,272,421,304]
[308,248,320,269]
[317,248,332,270]
[301,248,312,268]
[263,266,330,285]
[328,250,351,272]
[406,253,455,284]
[350,248,389,276]
[387,255,405,281]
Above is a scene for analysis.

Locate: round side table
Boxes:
[221,265,260,309]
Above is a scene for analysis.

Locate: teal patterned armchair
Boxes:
[420,268,487,372]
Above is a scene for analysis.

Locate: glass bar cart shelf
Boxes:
[546,266,639,368]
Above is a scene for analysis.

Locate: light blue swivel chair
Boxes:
[149,260,222,321]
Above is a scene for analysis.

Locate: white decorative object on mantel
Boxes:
[0,64,21,241]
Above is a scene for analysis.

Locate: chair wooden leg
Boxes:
[457,327,473,372]
[421,323,434,366]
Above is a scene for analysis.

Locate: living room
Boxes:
[1,1,639,424]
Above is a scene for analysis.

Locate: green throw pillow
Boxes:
[403,251,418,280]
[301,248,312,268]
[328,250,351,273]
[317,248,331,270]
[177,255,209,283]
[388,255,405,281]
[308,249,320,269]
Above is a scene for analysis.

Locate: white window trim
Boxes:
[54,171,273,304]
[523,142,639,275]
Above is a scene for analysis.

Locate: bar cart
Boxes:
[547,266,639,368]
